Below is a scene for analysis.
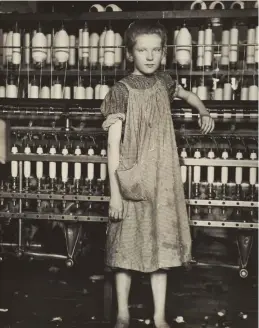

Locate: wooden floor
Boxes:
[0,231,258,328]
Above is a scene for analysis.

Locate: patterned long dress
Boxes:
[101,72,192,273]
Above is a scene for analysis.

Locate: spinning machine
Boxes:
[0,2,258,286]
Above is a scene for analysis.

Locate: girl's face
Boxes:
[129,33,164,75]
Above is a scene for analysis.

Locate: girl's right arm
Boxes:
[107,119,124,221]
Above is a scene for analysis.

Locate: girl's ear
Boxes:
[126,50,134,62]
[162,46,167,58]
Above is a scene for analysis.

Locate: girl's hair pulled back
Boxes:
[124,21,167,53]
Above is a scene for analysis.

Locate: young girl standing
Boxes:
[101,21,215,328]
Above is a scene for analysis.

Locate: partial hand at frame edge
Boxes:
[109,194,124,221]
[198,114,215,134]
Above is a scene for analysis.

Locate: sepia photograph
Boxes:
[0,1,258,327]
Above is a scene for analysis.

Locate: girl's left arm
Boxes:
[176,87,215,134]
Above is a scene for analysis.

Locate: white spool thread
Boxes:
[63,86,71,99]
[82,26,90,60]
[61,147,69,183]
[180,148,187,184]
[173,27,179,64]
[75,84,85,99]
[235,151,243,185]
[99,84,110,99]
[51,84,54,99]
[223,82,232,100]
[230,1,245,9]
[69,35,76,67]
[104,28,115,67]
[235,167,243,184]
[87,147,95,180]
[175,25,192,66]
[32,32,47,63]
[36,146,44,179]
[255,26,259,64]
[54,28,69,63]
[89,4,105,12]
[197,28,205,67]
[30,84,39,99]
[6,83,17,98]
[114,33,123,67]
[221,150,229,184]
[2,32,7,66]
[28,82,31,98]
[95,84,101,99]
[197,85,208,100]
[100,148,107,180]
[241,86,248,100]
[11,146,18,178]
[74,146,82,180]
[221,167,228,184]
[78,29,83,60]
[193,149,201,183]
[204,24,213,67]
[89,32,99,66]
[49,146,56,179]
[40,86,50,99]
[53,81,62,99]
[99,28,107,66]
[207,149,215,184]
[73,85,77,99]
[0,86,5,98]
[105,4,122,11]
[248,85,258,100]
[85,86,94,99]
[191,86,197,94]
[214,87,223,100]
[24,146,31,178]
[6,31,13,63]
[230,24,239,65]
[190,0,207,10]
[24,32,30,65]
[246,27,255,65]
[12,31,21,65]
[220,29,230,66]
[249,151,257,185]
[209,1,225,9]
[46,34,52,65]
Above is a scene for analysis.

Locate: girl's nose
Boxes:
[146,51,154,61]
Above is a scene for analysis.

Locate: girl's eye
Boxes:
[154,48,162,52]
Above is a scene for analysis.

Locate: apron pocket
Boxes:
[116,163,147,201]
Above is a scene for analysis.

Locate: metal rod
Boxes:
[189,220,258,229]
[0,9,257,23]
[191,260,239,270]
[0,192,110,202]
[7,155,258,167]
[187,165,192,219]
[0,243,42,248]
[18,161,23,253]
[23,251,67,260]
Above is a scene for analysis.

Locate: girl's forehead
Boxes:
[134,34,162,47]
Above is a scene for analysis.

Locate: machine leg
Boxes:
[236,231,254,279]
[64,223,82,267]
[104,270,114,322]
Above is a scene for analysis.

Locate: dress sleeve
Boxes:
[100,82,128,131]
[157,72,181,101]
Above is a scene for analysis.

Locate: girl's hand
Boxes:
[198,115,215,134]
[109,195,124,221]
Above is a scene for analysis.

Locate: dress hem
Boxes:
[105,259,192,273]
